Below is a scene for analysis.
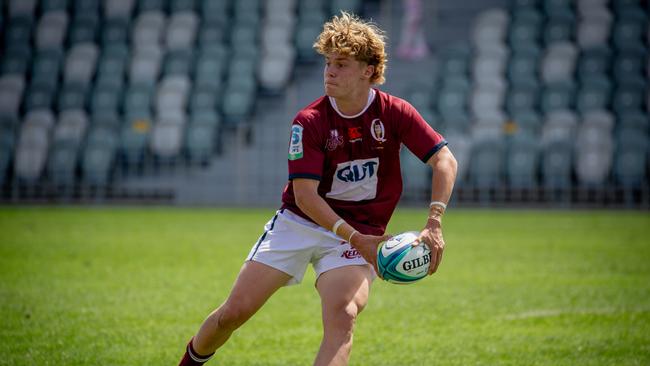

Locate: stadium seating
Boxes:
[0,0,647,205]
[0,0,301,193]
[407,0,650,203]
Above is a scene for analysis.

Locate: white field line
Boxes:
[502,307,650,321]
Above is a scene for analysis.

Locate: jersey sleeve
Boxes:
[287,115,324,181]
[396,100,448,163]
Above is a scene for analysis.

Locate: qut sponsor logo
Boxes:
[327,158,380,201]
[336,161,378,183]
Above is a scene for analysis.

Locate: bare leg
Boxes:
[313,265,374,366]
[192,261,292,355]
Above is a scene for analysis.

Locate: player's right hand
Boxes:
[349,233,391,277]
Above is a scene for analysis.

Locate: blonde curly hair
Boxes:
[313,11,388,85]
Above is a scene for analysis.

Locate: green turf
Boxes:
[0,207,649,365]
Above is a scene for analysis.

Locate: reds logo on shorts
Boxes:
[341,248,362,259]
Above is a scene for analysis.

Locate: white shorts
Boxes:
[246,209,372,286]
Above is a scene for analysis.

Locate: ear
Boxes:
[363,64,375,80]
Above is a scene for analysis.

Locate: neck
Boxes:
[333,87,371,116]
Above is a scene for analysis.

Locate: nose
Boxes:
[324,64,335,78]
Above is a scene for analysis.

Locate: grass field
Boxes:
[0,207,649,366]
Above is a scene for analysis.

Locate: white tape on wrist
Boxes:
[332,219,346,235]
[348,230,358,244]
[429,201,447,211]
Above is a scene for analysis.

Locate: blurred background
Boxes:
[0,0,648,209]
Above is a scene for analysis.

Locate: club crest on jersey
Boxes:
[288,124,303,160]
[347,127,362,142]
[370,119,387,142]
[326,129,344,151]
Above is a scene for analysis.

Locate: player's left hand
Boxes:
[413,218,445,275]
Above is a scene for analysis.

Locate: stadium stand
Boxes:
[412,0,650,206]
[0,0,647,207]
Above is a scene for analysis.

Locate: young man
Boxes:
[178,12,457,366]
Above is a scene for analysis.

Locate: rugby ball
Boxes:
[377,231,431,284]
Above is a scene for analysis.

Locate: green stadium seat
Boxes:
[1,45,32,75]
[400,146,429,194]
[510,0,539,9]
[511,7,543,25]
[614,127,648,189]
[4,16,33,49]
[295,19,324,61]
[189,87,219,113]
[73,0,100,15]
[507,131,539,188]
[329,0,362,15]
[86,125,120,151]
[95,44,129,88]
[31,49,64,90]
[612,85,645,116]
[470,139,506,189]
[169,0,196,12]
[543,19,573,45]
[222,86,255,126]
[57,82,87,112]
[233,0,260,19]
[541,141,573,190]
[90,84,122,117]
[67,14,99,45]
[41,0,69,12]
[507,54,538,83]
[185,122,216,165]
[23,82,56,111]
[123,83,154,117]
[164,49,195,76]
[46,142,78,187]
[618,112,649,133]
[613,51,646,85]
[436,85,469,122]
[200,0,230,26]
[194,59,225,92]
[576,78,611,114]
[81,144,116,187]
[137,0,167,12]
[198,24,226,46]
[101,17,130,46]
[91,112,122,131]
[577,46,611,81]
[506,86,539,115]
[120,116,152,168]
[510,110,542,133]
[541,81,575,113]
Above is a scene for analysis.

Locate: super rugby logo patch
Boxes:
[288,124,303,160]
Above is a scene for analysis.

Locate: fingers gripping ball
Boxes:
[377,231,431,284]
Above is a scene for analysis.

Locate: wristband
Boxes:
[429,201,447,211]
[332,219,346,235]
[348,230,358,244]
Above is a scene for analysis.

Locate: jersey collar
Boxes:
[329,89,376,119]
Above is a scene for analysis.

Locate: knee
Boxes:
[331,303,359,334]
[209,302,254,332]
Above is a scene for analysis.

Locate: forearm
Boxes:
[427,147,457,219]
[294,184,358,243]
[430,158,456,205]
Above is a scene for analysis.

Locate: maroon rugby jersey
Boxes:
[281,89,447,236]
